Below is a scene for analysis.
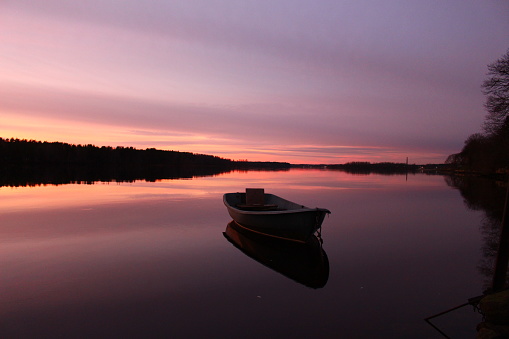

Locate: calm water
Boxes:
[1,169,490,338]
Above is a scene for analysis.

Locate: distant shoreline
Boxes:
[0,137,445,168]
[6,137,502,187]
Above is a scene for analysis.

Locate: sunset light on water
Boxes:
[1,1,509,337]
[0,170,491,338]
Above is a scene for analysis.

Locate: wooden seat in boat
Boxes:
[237,188,279,210]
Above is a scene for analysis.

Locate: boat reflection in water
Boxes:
[223,221,329,289]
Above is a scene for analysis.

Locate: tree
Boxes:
[446,49,509,173]
[482,49,509,136]
[446,133,492,171]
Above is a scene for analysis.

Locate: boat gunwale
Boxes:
[223,193,330,215]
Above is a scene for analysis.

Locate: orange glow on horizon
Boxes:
[2,1,504,168]
[1,111,445,165]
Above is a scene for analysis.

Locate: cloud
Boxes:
[0,78,480,160]
[2,0,509,163]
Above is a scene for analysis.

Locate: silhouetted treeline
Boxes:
[0,138,232,168]
[0,138,292,186]
[291,162,450,175]
[325,162,419,175]
[447,49,509,174]
[446,132,509,174]
[235,161,291,170]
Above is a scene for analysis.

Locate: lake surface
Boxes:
[0,169,493,338]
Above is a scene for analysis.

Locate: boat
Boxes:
[223,188,330,243]
[223,221,329,288]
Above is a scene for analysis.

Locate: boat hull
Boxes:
[223,192,330,243]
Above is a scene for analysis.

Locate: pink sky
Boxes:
[1,1,508,164]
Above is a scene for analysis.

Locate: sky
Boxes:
[1,1,509,164]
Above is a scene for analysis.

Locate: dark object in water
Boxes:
[223,189,330,243]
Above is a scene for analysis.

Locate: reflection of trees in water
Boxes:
[445,175,508,289]
[0,164,232,187]
[0,138,291,187]
[479,215,504,287]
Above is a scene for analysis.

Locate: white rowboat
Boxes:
[223,189,330,243]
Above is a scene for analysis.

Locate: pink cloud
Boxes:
[2,1,509,164]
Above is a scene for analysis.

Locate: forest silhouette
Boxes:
[447,49,509,174]
[0,138,290,186]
